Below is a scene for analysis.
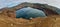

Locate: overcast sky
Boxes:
[0,0,60,9]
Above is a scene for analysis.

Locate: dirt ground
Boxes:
[0,15,59,27]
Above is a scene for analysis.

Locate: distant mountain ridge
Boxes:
[0,2,60,18]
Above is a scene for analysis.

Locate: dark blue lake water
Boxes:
[16,7,46,19]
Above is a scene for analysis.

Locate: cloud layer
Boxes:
[0,0,60,9]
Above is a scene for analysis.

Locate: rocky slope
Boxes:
[0,2,60,18]
[0,2,60,27]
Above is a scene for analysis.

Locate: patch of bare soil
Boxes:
[0,15,60,27]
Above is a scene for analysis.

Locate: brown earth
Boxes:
[0,14,60,27]
[0,7,59,27]
[0,8,59,27]
[0,2,60,27]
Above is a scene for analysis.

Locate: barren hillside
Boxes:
[0,2,60,27]
[0,15,60,27]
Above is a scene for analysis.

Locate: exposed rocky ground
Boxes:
[0,2,60,27]
[0,15,59,27]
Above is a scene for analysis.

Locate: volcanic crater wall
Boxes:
[0,2,60,27]
[0,2,59,18]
